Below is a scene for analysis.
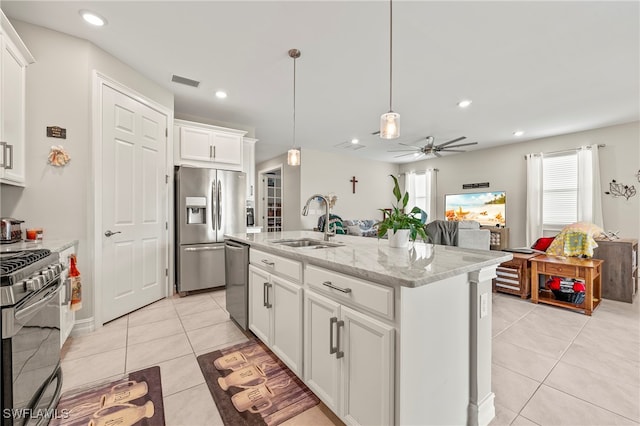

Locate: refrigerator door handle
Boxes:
[184,246,224,252]
[217,179,222,230]
[211,179,217,230]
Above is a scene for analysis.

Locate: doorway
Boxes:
[258,166,283,232]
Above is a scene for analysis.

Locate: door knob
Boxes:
[104,230,122,237]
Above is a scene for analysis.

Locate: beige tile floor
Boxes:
[61,290,640,426]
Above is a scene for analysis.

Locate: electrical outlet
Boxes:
[480,293,488,318]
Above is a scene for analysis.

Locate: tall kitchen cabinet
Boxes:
[304,265,394,426]
[173,119,246,170]
[242,137,257,206]
[248,248,303,376]
[0,12,35,186]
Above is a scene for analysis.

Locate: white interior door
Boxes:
[101,84,168,323]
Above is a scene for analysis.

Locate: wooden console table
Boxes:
[530,255,603,316]
[492,252,541,299]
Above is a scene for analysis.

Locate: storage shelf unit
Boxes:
[593,238,638,303]
[492,252,540,299]
[481,226,509,250]
[265,174,282,232]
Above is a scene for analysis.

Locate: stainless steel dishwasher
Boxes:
[224,239,249,330]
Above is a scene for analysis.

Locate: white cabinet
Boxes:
[174,119,246,170]
[58,244,77,348]
[0,12,35,186]
[242,137,257,204]
[248,258,303,376]
[304,289,394,426]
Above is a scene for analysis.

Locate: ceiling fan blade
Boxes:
[388,149,419,152]
[399,142,420,148]
[438,149,466,153]
[437,136,466,148]
[394,152,418,158]
[371,130,380,135]
[440,142,478,149]
[434,151,442,158]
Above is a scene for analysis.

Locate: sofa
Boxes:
[425,220,490,250]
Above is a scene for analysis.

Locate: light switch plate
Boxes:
[480,293,488,318]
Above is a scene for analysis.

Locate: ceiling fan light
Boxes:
[457,99,472,108]
[380,112,400,139]
[287,148,301,166]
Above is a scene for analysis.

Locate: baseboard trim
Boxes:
[468,392,495,426]
[71,317,95,336]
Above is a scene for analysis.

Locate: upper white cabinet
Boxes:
[174,119,246,171]
[242,137,257,204]
[0,12,35,186]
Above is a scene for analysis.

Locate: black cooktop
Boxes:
[0,249,52,276]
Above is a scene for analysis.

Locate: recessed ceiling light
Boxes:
[457,100,472,108]
[513,130,524,137]
[79,10,107,26]
[215,91,227,99]
[351,138,359,144]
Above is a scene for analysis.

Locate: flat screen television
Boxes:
[445,191,506,227]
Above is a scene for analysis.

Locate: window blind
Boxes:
[543,153,578,227]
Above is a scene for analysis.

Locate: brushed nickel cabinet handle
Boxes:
[322,281,352,293]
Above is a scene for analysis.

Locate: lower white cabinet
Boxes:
[248,264,303,376]
[304,289,394,426]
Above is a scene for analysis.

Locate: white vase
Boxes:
[388,229,410,248]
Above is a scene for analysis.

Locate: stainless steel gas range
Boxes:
[1,249,65,426]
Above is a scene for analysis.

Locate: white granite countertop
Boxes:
[225,231,512,288]
[0,239,78,253]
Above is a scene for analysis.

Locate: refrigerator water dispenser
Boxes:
[185,197,207,224]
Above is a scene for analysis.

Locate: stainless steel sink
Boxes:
[270,238,343,249]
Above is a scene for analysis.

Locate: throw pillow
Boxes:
[532,236,556,251]
[347,225,363,236]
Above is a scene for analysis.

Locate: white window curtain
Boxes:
[577,145,604,228]
[525,153,543,246]
[404,169,438,222]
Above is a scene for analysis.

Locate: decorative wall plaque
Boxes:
[47,126,67,139]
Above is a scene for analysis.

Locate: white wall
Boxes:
[399,121,640,246]
[0,20,173,321]
[299,149,399,229]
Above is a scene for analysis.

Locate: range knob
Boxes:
[24,278,38,292]
[41,269,55,281]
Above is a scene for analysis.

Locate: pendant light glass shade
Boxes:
[287,148,301,166]
[380,111,400,139]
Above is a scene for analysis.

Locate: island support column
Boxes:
[467,266,497,426]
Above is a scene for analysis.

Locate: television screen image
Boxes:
[445,191,506,227]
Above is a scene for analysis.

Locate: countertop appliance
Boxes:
[1,218,24,244]
[175,166,246,295]
[246,207,255,226]
[224,240,249,330]
[1,249,65,426]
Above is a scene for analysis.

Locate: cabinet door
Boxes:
[58,245,77,348]
[304,290,340,413]
[180,126,213,162]
[212,132,242,167]
[242,138,256,203]
[1,36,27,185]
[341,305,394,426]
[271,275,303,376]
[248,265,271,345]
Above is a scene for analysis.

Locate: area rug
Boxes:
[51,366,165,426]
[197,339,319,426]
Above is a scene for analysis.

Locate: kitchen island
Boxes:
[225,231,512,426]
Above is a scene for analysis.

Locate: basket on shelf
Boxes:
[551,289,585,304]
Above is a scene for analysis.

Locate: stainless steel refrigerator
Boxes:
[175,166,246,294]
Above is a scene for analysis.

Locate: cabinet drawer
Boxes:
[540,262,578,277]
[305,265,394,320]
[250,248,302,283]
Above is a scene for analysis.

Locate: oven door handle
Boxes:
[29,366,63,426]
[14,280,63,322]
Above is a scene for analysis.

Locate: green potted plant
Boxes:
[376,175,429,248]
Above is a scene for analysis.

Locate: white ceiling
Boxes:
[3,1,639,163]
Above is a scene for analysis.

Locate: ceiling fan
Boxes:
[388,136,478,158]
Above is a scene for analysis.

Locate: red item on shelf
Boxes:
[547,277,561,290]
[573,282,586,292]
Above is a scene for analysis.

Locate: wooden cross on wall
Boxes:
[350,176,358,193]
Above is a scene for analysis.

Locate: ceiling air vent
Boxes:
[334,141,366,151]
[171,74,200,88]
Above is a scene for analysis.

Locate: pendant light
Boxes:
[287,48,301,166]
[380,0,399,139]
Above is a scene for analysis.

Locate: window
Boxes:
[413,173,428,213]
[542,153,578,229]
